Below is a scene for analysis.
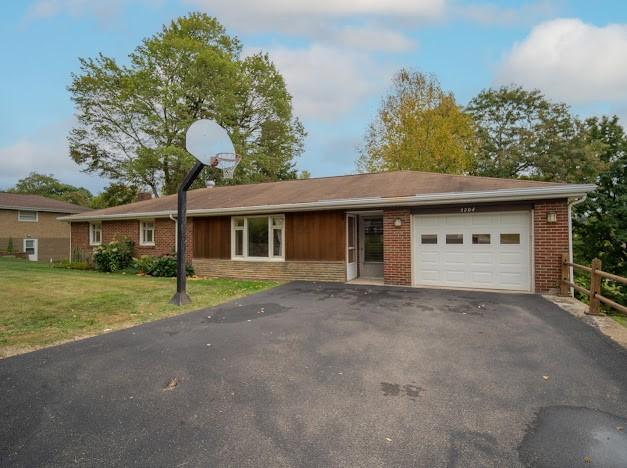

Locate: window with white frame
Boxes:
[140,220,155,246]
[18,210,38,222]
[89,223,102,246]
[231,215,284,260]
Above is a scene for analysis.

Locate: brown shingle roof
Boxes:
[60,170,590,221]
[0,193,90,213]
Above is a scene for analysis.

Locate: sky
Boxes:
[1,0,627,193]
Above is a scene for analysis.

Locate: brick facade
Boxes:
[71,218,193,262]
[383,209,412,286]
[193,259,345,282]
[533,199,569,294]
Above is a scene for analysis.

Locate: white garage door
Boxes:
[412,211,531,291]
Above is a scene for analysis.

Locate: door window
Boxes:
[472,234,491,245]
[500,233,520,244]
[446,234,463,244]
[363,218,383,262]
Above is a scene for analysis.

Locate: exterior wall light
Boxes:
[394,218,402,227]
[546,212,557,223]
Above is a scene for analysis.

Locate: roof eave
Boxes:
[59,184,596,222]
[0,204,88,214]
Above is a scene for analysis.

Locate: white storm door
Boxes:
[413,211,531,291]
[23,238,38,261]
[346,215,358,281]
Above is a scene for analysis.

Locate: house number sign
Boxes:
[460,207,476,213]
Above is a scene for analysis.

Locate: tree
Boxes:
[357,69,476,174]
[466,85,604,183]
[90,183,140,209]
[69,13,305,197]
[573,116,627,303]
[9,172,92,206]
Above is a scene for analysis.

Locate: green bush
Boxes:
[133,255,157,274]
[93,238,134,272]
[6,237,14,254]
[133,254,194,277]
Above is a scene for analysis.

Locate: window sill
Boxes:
[231,256,285,263]
[89,243,102,247]
[139,243,156,247]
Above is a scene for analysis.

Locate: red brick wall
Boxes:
[71,218,193,262]
[70,222,90,260]
[383,209,412,286]
[533,199,569,294]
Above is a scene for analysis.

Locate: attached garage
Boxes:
[412,210,532,291]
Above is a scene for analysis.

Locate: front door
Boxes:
[346,215,358,281]
[23,238,38,261]
[359,216,384,278]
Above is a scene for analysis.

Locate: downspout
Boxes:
[568,194,588,296]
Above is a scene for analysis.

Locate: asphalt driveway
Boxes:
[1,282,627,467]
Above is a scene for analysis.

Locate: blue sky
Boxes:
[1,0,627,193]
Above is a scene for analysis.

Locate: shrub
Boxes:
[133,254,194,277]
[93,238,134,272]
[133,255,157,274]
[6,237,14,254]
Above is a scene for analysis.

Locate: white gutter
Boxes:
[1,205,87,214]
[59,184,596,222]
[567,194,589,296]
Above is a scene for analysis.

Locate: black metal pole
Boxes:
[169,160,205,305]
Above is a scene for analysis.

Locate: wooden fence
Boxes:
[561,254,627,316]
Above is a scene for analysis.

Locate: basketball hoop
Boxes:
[170,119,241,306]
[210,152,242,180]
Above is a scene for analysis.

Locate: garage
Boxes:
[412,210,532,291]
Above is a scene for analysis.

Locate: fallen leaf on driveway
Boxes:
[385,437,392,442]
[163,377,178,391]
[542,375,550,380]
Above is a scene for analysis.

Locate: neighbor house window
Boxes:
[231,215,284,260]
[18,210,38,222]
[140,220,155,246]
[89,223,102,246]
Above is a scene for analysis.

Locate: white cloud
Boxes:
[0,118,108,193]
[497,18,627,103]
[262,44,390,120]
[331,26,415,52]
[25,0,164,21]
[457,1,556,26]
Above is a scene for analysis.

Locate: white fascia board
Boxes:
[58,184,596,222]
[0,205,86,214]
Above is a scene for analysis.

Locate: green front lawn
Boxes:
[0,258,278,358]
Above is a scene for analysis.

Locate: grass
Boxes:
[611,314,627,328]
[0,257,278,358]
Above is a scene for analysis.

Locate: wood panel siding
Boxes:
[285,210,345,261]
[193,216,230,259]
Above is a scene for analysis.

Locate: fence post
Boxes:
[588,258,602,315]
[560,253,570,296]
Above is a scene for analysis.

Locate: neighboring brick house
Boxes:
[0,193,90,262]
[60,171,595,294]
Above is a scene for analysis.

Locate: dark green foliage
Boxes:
[6,237,14,254]
[573,116,627,307]
[69,13,305,196]
[93,238,134,272]
[91,184,140,209]
[133,255,194,277]
[9,172,92,207]
[466,86,604,183]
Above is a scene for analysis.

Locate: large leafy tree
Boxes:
[466,85,604,183]
[573,116,627,303]
[90,183,140,209]
[357,69,476,174]
[69,13,305,196]
[9,172,92,207]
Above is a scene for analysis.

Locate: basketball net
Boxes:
[210,153,242,180]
